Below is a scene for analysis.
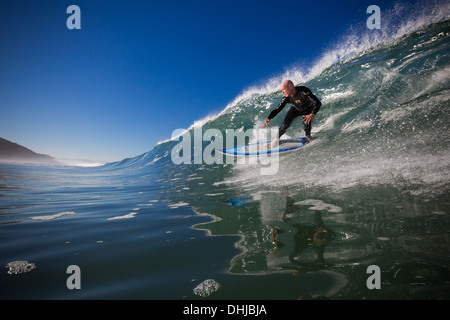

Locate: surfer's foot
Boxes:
[306,135,314,142]
[268,138,279,149]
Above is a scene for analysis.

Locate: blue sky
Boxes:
[1,0,398,162]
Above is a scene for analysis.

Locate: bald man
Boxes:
[263,80,322,147]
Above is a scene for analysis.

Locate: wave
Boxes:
[110,0,450,197]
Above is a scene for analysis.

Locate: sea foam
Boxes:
[30,211,77,221]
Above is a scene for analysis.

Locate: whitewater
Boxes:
[1,1,449,300]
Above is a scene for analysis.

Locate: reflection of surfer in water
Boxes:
[270,203,335,274]
[259,193,336,275]
[285,211,335,274]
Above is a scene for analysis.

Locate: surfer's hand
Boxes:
[262,118,270,128]
[302,113,315,124]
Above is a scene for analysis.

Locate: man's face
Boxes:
[281,83,295,97]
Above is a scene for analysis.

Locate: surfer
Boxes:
[262,80,322,148]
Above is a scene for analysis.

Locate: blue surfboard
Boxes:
[217,137,309,156]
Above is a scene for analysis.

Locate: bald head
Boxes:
[281,80,296,97]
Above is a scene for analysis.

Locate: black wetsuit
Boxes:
[267,86,322,138]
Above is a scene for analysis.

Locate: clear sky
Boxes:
[1,0,400,162]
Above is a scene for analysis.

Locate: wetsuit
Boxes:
[267,86,322,138]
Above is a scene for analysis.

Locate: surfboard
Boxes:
[217,137,309,156]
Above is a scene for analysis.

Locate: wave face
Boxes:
[100,5,450,298]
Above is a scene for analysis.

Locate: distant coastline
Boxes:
[0,138,105,167]
[0,137,58,165]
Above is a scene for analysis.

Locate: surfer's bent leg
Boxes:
[278,107,301,138]
[269,107,301,149]
[304,122,312,137]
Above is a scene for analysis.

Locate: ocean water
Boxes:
[1,4,450,300]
